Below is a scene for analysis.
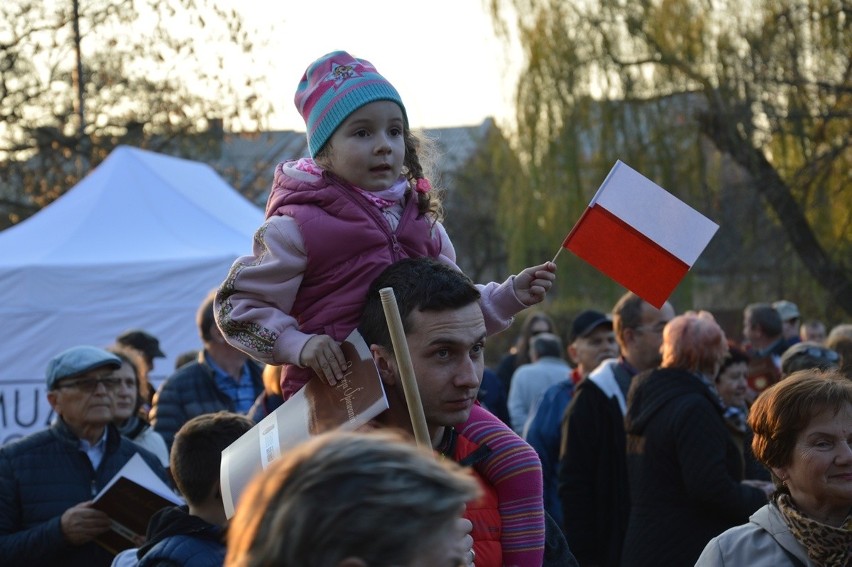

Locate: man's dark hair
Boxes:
[745,303,783,338]
[170,411,254,506]
[359,258,480,351]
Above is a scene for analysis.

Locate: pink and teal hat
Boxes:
[294,51,407,157]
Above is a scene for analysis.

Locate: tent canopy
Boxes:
[0,145,264,443]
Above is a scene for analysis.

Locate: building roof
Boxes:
[211,118,497,204]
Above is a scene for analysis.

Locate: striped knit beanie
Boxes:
[294,51,407,157]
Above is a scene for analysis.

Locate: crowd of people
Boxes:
[1,47,850,567]
[497,297,851,567]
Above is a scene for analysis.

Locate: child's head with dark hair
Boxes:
[171,412,254,508]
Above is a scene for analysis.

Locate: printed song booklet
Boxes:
[92,452,184,555]
[220,328,388,518]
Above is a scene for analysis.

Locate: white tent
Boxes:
[0,145,263,444]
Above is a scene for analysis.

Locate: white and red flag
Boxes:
[560,160,719,308]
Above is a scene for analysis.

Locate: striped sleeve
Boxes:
[460,404,545,565]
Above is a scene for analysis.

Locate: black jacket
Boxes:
[558,362,632,567]
[621,368,767,567]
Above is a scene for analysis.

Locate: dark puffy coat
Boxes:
[150,350,263,449]
[136,505,225,567]
[0,420,169,567]
[622,368,767,567]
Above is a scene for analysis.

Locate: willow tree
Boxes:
[489,0,851,316]
[0,0,273,228]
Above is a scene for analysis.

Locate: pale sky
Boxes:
[237,0,521,131]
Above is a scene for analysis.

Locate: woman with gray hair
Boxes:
[621,311,769,567]
[225,430,480,567]
[697,370,852,566]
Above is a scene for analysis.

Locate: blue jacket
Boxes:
[524,379,574,529]
[136,505,225,567]
[0,420,169,567]
[150,350,263,449]
[477,368,510,426]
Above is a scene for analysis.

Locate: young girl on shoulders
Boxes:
[215,51,554,566]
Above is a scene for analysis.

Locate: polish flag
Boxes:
[562,161,719,308]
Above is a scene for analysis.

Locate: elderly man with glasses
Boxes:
[0,346,169,567]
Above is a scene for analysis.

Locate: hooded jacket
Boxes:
[216,160,525,399]
[136,505,225,567]
[622,368,767,567]
[265,163,442,399]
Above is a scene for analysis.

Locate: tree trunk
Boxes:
[698,109,852,315]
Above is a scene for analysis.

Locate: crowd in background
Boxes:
[0,293,852,565]
[2,42,850,567]
[489,297,851,567]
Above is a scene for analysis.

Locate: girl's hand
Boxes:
[300,335,347,386]
[513,261,557,306]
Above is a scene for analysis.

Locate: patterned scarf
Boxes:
[775,492,852,567]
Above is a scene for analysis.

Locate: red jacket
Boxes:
[444,428,502,567]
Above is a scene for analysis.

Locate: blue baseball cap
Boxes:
[46,346,122,390]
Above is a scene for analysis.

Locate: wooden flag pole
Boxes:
[379,287,432,449]
[551,246,565,264]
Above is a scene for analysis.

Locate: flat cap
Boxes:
[46,346,122,389]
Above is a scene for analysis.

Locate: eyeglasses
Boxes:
[54,377,123,393]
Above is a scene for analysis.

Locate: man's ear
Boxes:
[567,344,578,365]
[370,344,397,387]
[46,390,60,412]
[208,324,226,344]
[621,328,635,347]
